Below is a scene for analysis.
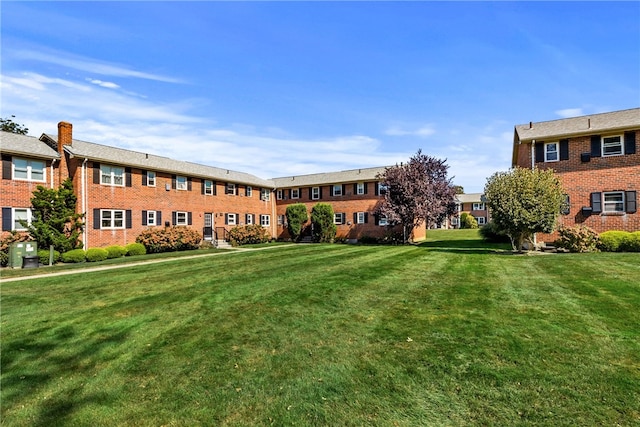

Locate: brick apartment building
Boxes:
[1,122,424,248]
[512,107,640,241]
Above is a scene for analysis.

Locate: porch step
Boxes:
[216,240,233,249]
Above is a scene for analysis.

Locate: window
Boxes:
[260,214,270,227]
[278,215,285,226]
[332,184,343,197]
[603,191,624,212]
[544,142,558,162]
[101,209,125,229]
[261,188,271,201]
[312,187,320,200]
[146,210,156,226]
[377,182,388,195]
[174,176,187,190]
[472,203,486,211]
[226,183,236,195]
[246,214,254,225]
[334,213,345,225]
[226,213,237,226]
[451,216,459,226]
[101,165,124,186]
[13,158,45,181]
[204,180,214,195]
[13,208,32,231]
[291,188,300,199]
[602,135,623,157]
[277,189,284,200]
[476,216,486,225]
[356,212,366,224]
[356,182,365,195]
[246,186,252,197]
[147,171,156,187]
[378,216,388,226]
[175,211,189,226]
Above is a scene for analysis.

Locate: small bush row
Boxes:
[598,230,640,252]
[44,243,147,264]
[229,224,271,246]
[136,227,201,253]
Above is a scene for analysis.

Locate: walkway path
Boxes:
[0,244,295,283]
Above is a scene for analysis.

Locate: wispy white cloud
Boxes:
[87,79,120,89]
[385,125,436,138]
[555,108,583,118]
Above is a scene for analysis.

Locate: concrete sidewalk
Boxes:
[0,244,294,283]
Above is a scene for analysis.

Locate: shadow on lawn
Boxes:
[418,239,511,254]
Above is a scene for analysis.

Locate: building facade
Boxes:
[512,108,640,241]
[1,122,425,248]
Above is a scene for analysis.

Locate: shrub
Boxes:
[311,203,337,243]
[460,213,478,229]
[86,248,109,262]
[228,224,271,246]
[619,231,640,252]
[0,231,32,267]
[555,225,599,253]
[598,231,629,252]
[62,249,86,263]
[105,245,127,259]
[136,227,202,253]
[479,221,510,243]
[286,204,309,242]
[359,235,379,244]
[125,242,147,256]
[37,248,61,265]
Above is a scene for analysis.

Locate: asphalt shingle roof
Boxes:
[0,131,60,159]
[271,166,389,188]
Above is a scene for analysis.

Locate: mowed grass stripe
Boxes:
[1,233,639,426]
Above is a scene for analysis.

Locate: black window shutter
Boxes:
[342,213,346,223]
[142,210,148,225]
[93,163,101,184]
[172,211,177,225]
[213,181,217,196]
[353,183,358,195]
[225,213,229,225]
[624,132,636,155]
[201,180,206,195]
[364,182,368,194]
[2,155,11,180]
[353,212,358,223]
[125,167,132,187]
[364,212,369,223]
[342,184,346,196]
[309,188,313,199]
[2,207,12,231]
[126,210,132,229]
[93,209,101,229]
[187,177,192,191]
[590,136,601,157]
[374,213,380,225]
[560,139,569,161]
[142,170,148,186]
[535,143,544,163]
[172,175,177,190]
[375,183,379,196]
[319,187,323,199]
[330,186,334,197]
[188,212,193,225]
[590,192,602,213]
[157,211,162,226]
[625,191,637,213]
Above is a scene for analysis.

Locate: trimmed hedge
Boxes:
[229,224,271,246]
[125,242,147,256]
[62,249,86,263]
[86,248,109,262]
[37,249,61,265]
[105,245,127,259]
[620,231,640,252]
[136,227,201,253]
[598,231,629,252]
[555,225,599,253]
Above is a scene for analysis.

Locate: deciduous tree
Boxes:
[483,167,565,251]
[1,115,29,135]
[376,150,457,243]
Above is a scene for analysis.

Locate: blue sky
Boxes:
[2,1,639,193]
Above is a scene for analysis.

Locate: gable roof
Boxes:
[41,134,275,188]
[455,193,484,204]
[0,131,60,159]
[271,166,388,188]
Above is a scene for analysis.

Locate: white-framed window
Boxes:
[226,183,236,195]
[332,184,343,197]
[603,191,624,212]
[101,165,124,186]
[226,213,237,226]
[175,211,189,226]
[334,213,344,225]
[356,182,365,195]
[101,209,125,229]
[246,186,252,197]
[260,214,270,227]
[291,188,300,199]
[472,202,486,211]
[277,189,284,200]
[12,208,32,231]
[261,188,271,201]
[146,210,156,226]
[378,182,388,195]
[602,135,623,157]
[312,187,320,200]
[147,171,156,187]
[204,180,214,195]
[544,142,558,162]
[356,212,366,224]
[278,215,284,226]
[378,216,388,226]
[476,216,486,225]
[246,214,254,225]
[451,216,459,226]
[176,176,188,191]
[13,158,45,182]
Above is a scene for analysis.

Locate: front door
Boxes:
[203,213,214,240]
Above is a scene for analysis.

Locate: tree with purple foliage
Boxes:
[375,150,457,243]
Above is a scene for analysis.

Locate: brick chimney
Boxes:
[57,121,73,184]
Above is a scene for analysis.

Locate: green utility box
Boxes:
[8,241,38,269]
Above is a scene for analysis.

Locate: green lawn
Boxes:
[2,230,639,426]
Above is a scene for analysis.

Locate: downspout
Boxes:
[81,158,88,249]
[50,159,58,188]
[530,140,536,170]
